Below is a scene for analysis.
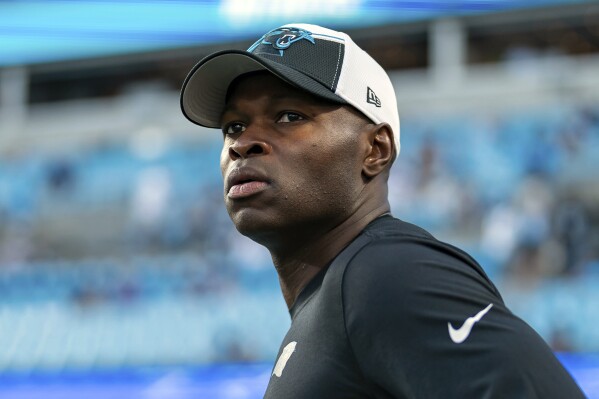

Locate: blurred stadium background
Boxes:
[1,0,599,397]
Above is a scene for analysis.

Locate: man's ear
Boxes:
[363,123,394,178]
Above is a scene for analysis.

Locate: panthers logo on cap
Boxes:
[248,27,315,56]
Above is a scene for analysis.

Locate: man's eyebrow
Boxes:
[220,103,241,123]
[269,94,312,104]
[221,95,307,117]
[271,93,342,109]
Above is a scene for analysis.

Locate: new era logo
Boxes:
[367,87,381,107]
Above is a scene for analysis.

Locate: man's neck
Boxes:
[268,205,390,309]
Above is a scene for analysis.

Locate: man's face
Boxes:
[220,72,370,243]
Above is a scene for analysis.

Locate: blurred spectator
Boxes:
[46,159,76,195]
[553,197,590,274]
[129,167,172,245]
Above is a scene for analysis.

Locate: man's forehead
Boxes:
[221,72,374,132]
[224,71,339,110]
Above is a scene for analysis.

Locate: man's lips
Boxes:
[228,181,269,199]
[226,167,271,199]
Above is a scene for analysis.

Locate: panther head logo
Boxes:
[248,27,315,56]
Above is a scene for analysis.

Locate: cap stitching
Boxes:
[312,33,344,43]
[331,42,342,90]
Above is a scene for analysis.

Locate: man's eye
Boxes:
[277,112,304,123]
[224,122,246,135]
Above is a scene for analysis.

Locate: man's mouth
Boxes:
[228,180,269,199]
[226,167,271,199]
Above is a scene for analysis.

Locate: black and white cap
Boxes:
[180,23,400,156]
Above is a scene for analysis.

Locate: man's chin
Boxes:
[230,211,280,243]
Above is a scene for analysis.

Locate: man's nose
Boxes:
[228,129,272,160]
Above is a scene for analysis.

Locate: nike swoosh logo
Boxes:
[448,303,493,344]
[272,341,297,377]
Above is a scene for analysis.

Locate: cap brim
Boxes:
[180,49,347,128]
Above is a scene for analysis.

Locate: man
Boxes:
[181,23,584,398]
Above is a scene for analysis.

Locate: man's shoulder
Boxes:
[339,215,498,299]
[355,215,475,268]
[361,214,435,242]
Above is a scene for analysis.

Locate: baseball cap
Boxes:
[180,23,400,156]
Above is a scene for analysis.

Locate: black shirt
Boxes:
[263,216,585,398]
